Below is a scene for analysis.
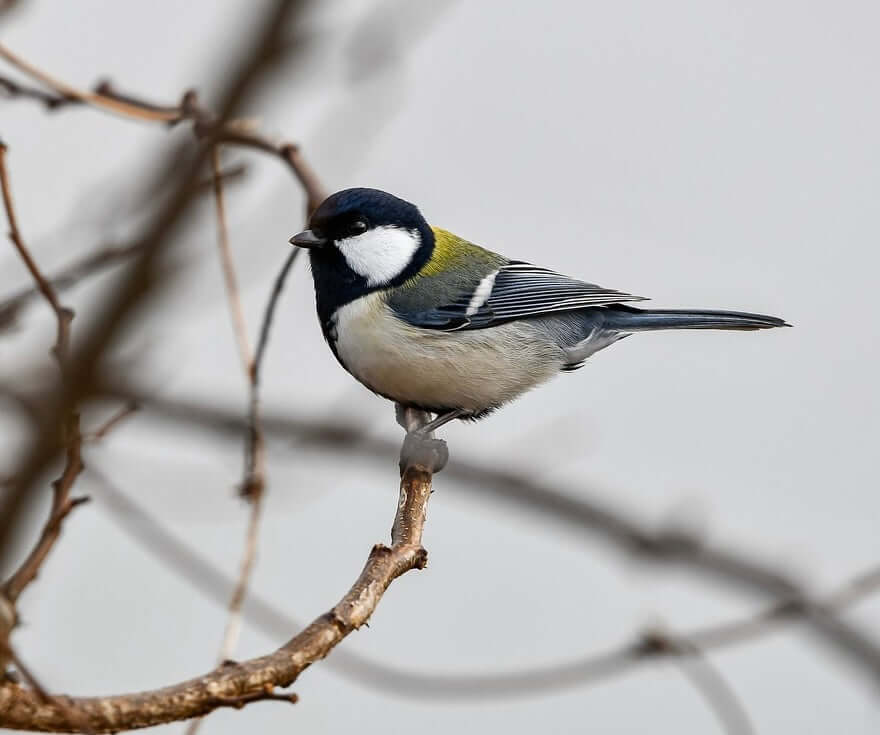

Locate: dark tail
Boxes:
[603,305,790,332]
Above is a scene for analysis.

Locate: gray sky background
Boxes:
[2,1,879,732]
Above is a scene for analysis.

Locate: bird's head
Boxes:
[290,188,434,296]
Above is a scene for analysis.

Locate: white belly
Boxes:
[332,293,565,413]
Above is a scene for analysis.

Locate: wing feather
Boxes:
[399,261,646,331]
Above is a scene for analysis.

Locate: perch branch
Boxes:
[0,450,437,732]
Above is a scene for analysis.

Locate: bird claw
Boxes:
[399,431,448,474]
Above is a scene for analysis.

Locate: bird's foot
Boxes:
[394,404,462,474]
[399,431,448,475]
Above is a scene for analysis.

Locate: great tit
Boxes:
[291,188,787,434]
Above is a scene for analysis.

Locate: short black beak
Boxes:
[289,229,327,249]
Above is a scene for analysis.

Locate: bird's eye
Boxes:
[350,219,368,235]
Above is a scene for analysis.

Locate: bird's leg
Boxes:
[395,404,453,474]
[414,409,466,436]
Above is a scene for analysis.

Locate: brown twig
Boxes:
[0,143,84,611]
[241,246,301,498]
[210,146,252,380]
[0,45,179,122]
[0,143,73,365]
[0,75,74,109]
[0,444,437,732]
[82,401,139,442]
[0,489,89,605]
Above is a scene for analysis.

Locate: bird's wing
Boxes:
[396,260,647,331]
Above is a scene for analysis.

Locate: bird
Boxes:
[290,187,788,436]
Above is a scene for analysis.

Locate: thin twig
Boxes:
[1,75,74,109]
[218,493,264,664]
[0,143,73,364]
[183,146,269,735]
[0,143,84,610]
[82,401,140,442]
[0,45,180,122]
[254,249,302,374]
[210,146,252,378]
[242,246,301,497]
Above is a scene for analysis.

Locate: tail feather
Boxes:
[603,305,790,332]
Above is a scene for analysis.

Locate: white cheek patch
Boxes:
[335,226,421,286]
